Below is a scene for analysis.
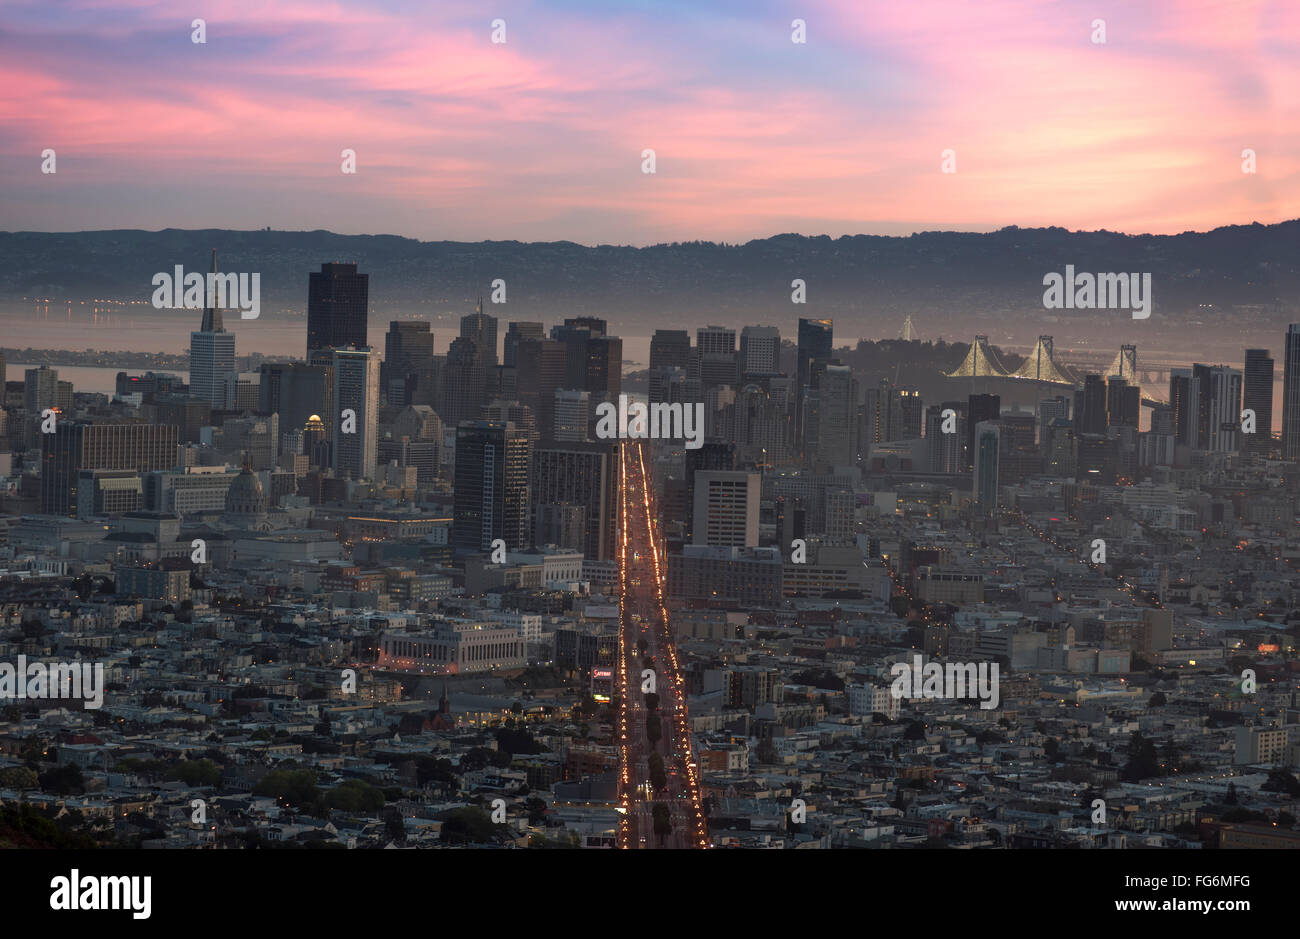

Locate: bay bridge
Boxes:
[944,335,1169,405]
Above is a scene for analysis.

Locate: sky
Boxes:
[2,0,1298,245]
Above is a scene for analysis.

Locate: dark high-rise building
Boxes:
[1284,325,1300,459]
[1201,365,1242,453]
[515,337,568,441]
[504,321,544,368]
[796,318,833,452]
[1038,395,1070,445]
[1192,363,1216,447]
[532,440,618,560]
[1077,433,1118,485]
[549,321,621,406]
[966,393,1001,468]
[739,326,781,376]
[732,382,791,466]
[775,495,806,559]
[926,402,965,474]
[460,301,499,367]
[1076,375,1108,435]
[796,318,833,391]
[383,321,436,405]
[684,440,737,541]
[1243,348,1274,455]
[585,335,622,403]
[864,380,923,444]
[696,326,738,389]
[442,336,490,426]
[453,421,532,555]
[480,399,537,439]
[649,330,695,403]
[150,395,211,444]
[1169,368,1201,447]
[41,421,178,515]
[1150,404,1175,436]
[307,262,368,355]
[972,421,1000,516]
[812,363,858,467]
[796,322,832,438]
[1044,419,1076,477]
[565,316,607,337]
[998,411,1039,483]
[686,440,736,479]
[259,362,333,439]
[1107,376,1140,427]
[24,366,59,414]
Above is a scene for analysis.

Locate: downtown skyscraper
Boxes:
[972,421,1000,517]
[190,250,237,410]
[1201,365,1243,453]
[649,329,695,404]
[1284,324,1300,460]
[739,325,780,376]
[796,317,833,453]
[453,421,533,554]
[1243,348,1274,455]
[460,300,499,367]
[307,262,369,356]
[329,347,380,480]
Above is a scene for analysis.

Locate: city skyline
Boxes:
[3,0,1300,882]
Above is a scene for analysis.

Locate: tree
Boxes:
[1262,769,1300,798]
[385,813,406,845]
[440,807,500,845]
[1119,731,1160,782]
[325,780,385,814]
[652,803,672,846]
[38,764,85,796]
[647,752,667,791]
[0,767,39,790]
[493,726,546,757]
[254,768,323,814]
[169,759,221,787]
[524,797,548,825]
[1148,691,1167,707]
[415,756,458,791]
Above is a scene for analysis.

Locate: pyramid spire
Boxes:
[200,248,224,333]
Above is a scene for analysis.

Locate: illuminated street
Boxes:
[616,440,709,850]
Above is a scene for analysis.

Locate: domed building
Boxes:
[222,453,270,531]
[303,414,328,468]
